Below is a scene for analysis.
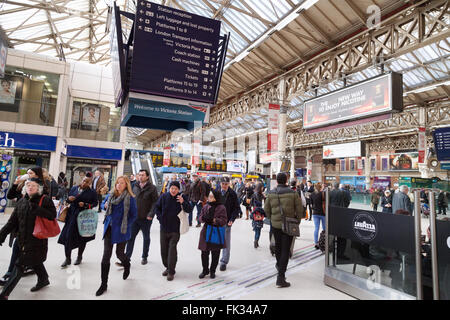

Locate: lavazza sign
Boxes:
[352,212,378,242]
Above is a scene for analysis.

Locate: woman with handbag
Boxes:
[0,178,56,300]
[198,189,227,279]
[58,176,98,268]
[310,183,326,250]
[95,176,137,296]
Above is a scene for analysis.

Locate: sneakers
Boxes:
[141,258,148,265]
[30,279,50,292]
[219,264,226,271]
[61,258,71,268]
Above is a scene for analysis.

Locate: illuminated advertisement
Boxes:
[389,152,419,171]
[303,72,403,129]
[323,141,364,159]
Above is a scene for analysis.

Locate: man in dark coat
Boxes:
[0,178,56,299]
[92,170,106,213]
[218,177,240,272]
[304,181,314,220]
[150,181,192,281]
[329,182,350,261]
[58,176,98,267]
[189,174,206,228]
[125,169,158,265]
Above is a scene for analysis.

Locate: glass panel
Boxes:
[328,207,417,297]
[436,218,450,300]
[0,67,59,126]
[70,98,121,142]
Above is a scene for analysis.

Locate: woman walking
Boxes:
[310,183,325,250]
[381,190,393,213]
[198,189,227,279]
[0,178,56,300]
[243,182,254,220]
[96,176,137,296]
[58,176,98,267]
[251,183,266,248]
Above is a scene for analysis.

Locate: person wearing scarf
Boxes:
[96,176,137,296]
[197,189,227,279]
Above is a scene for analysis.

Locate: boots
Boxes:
[254,240,259,248]
[276,275,291,288]
[96,263,110,296]
[30,279,49,292]
[61,258,71,268]
[74,256,82,266]
[123,261,131,280]
[199,269,209,279]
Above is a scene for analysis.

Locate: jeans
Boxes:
[220,225,232,266]
[160,231,180,275]
[126,219,153,259]
[101,227,128,265]
[272,227,293,277]
[254,227,262,241]
[195,202,203,223]
[1,261,48,298]
[313,215,326,244]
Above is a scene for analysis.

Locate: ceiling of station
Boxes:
[1,0,449,148]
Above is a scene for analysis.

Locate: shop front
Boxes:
[66,145,122,189]
[372,176,392,190]
[339,176,366,192]
[0,131,57,212]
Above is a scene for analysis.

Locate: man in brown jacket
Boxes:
[92,170,106,213]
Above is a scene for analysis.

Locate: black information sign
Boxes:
[130,1,222,104]
[328,206,415,254]
[67,158,118,166]
[13,149,50,158]
[433,127,450,162]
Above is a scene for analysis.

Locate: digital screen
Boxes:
[303,73,403,129]
[130,1,222,104]
[433,127,450,162]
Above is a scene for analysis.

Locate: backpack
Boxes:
[253,211,265,221]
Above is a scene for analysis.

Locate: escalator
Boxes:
[128,150,162,190]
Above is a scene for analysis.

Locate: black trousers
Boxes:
[272,227,293,277]
[65,242,86,259]
[201,250,220,273]
[1,261,48,297]
[160,231,180,275]
[97,193,103,212]
[101,227,128,265]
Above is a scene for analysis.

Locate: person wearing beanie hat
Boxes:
[149,179,192,281]
[0,177,57,299]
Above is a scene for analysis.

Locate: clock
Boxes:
[429,159,439,168]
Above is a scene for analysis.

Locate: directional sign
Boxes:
[433,127,450,162]
[130,1,222,104]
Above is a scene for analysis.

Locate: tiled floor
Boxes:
[0,204,354,300]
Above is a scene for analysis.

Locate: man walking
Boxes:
[125,169,158,265]
[218,177,240,272]
[304,181,314,220]
[392,185,413,215]
[264,173,304,288]
[329,182,350,260]
[189,174,206,228]
[92,170,106,213]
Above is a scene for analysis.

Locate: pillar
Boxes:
[365,143,371,190]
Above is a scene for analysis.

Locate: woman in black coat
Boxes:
[0,178,56,300]
[243,183,254,220]
[381,190,393,213]
[58,176,98,267]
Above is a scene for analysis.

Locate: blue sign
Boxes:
[130,1,222,104]
[121,95,209,131]
[0,131,57,151]
[67,145,122,161]
[441,163,450,170]
[157,166,188,173]
[433,127,450,162]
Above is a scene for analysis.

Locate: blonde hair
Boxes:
[113,175,135,197]
[314,182,322,192]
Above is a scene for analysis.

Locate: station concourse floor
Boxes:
[0,204,354,301]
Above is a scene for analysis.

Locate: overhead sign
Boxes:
[323,141,363,159]
[130,0,222,104]
[303,72,403,129]
[0,131,56,152]
[110,3,126,108]
[433,127,450,162]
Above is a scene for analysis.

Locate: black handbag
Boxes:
[277,191,300,237]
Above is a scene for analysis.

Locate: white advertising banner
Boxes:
[267,104,280,152]
[323,141,362,159]
[226,160,245,173]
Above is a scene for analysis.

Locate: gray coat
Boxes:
[392,192,413,215]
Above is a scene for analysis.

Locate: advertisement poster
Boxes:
[267,104,280,152]
[389,152,419,171]
[418,127,426,163]
[81,104,100,130]
[323,141,362,159]
[0,75,23,113]
[163,147,171,166]
[226,160,245,173]
[303,73,403,129]
[373,176,391,189]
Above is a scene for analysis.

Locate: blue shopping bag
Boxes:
[206,225,225,245]
[77,209,99,237]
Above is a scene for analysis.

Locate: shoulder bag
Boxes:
[77,207,98,237]
[277,190,300,237]
[33,195,61,239]
[206,224,225,245]
[178,209,189,235]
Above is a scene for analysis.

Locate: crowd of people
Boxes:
[0,166,449,299]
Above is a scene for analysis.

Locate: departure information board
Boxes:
[433,127,450,161]
[130,1,222,104]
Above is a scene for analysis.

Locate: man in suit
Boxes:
[92,170,106,213]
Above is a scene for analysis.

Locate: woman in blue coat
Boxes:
[58,176,98,267]
[96,176,137,296]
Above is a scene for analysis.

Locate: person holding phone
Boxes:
[149,181,192,281]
